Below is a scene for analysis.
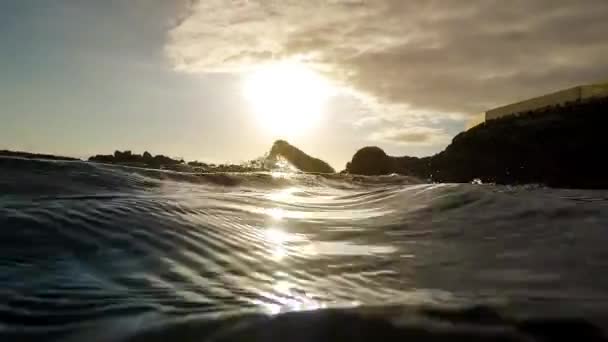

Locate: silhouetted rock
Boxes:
[89,150,184,169]
[345,97,608,189]
[187,161,208,168]
[348,146,395,175]
[269,140,335,173]
[88,154,114,163]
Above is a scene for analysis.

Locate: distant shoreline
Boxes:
[0,150,80,162]
[3,97,607,188]
[0,149,268,173]
[0,140,334,174]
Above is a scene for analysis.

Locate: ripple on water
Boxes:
[2,159,608,338]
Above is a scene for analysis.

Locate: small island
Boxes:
[268,140,335,174]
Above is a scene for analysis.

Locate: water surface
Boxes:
[1,157,608,340]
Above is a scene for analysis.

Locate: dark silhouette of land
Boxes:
[3,97,606,188]
[89,150,185,169]
[1,141,334,174]
[89,150,266,172]
[345,97,608,188]
[0,150,80,161]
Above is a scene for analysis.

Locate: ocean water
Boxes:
[1,156,608,341]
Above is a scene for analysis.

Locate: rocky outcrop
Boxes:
[88,150,268,173]
[345,98,608,189]
[346,147,395,175]
[269,140,335,173]
[88,150,184,169]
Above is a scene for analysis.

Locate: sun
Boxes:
[243,61,335,136]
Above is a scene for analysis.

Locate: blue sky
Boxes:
[2,1,607,169]
[0,1,269,163]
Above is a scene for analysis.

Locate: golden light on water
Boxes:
[248,187,399,314]
[264,228,289,244]
[266,207,285,220]
[263,227,302,261]
[243,60,335,136]
[267,186,301,202]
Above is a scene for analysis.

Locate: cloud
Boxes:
[369,126,450,146]
[166,0,608,121]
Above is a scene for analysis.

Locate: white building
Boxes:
[485,82,608,121]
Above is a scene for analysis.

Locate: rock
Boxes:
[348,147,394,175]
[90,150,183,168]
[269,140,335,173]
[344,97,608,189]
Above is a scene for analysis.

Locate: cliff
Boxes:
[346,98,608,188]
[269,140,335,173]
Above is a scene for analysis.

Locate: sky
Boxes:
[1,0,608,170]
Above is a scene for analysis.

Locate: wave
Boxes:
[53,305,605,342]
[1,156,608,340]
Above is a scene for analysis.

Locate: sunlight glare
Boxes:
[267,207,285,220]
[265,228,289,244]
[243,60,335,136]
[267,186,300,201]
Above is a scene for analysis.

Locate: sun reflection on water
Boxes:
[267,186,301,201]
[266,207,285,220]
[252,185,343,314]
[265,228,289,244]
[264,227,300,261]
[254,225,326,313]
[254,278,326,315]
[271,246,287,261]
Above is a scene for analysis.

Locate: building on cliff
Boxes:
[485,82,608,121]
